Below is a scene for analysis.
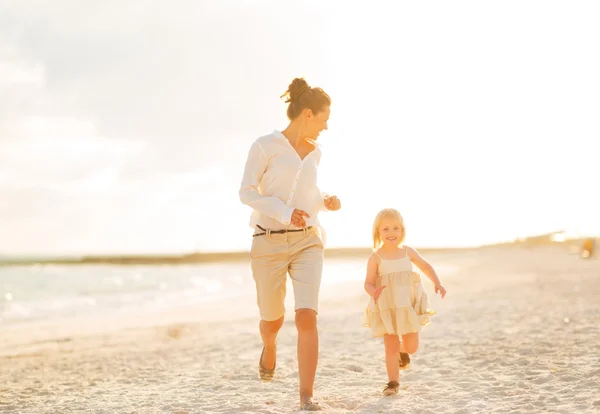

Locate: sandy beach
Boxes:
[1,244,599,413]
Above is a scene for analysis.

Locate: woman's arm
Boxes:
[239,140,296,225]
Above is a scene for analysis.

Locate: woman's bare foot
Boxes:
[258,346,276,381]
[258,321,277,381]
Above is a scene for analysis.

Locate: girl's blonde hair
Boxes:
[372,208,406,249]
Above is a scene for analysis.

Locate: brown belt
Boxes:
[252,225,313,238]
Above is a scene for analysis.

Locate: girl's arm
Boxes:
[364,254,385,302]
[406,246,447,298]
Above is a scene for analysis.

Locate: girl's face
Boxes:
[378,217,403,247]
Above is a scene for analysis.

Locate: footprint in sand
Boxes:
[344,364,364,372]
[533,375,553,385]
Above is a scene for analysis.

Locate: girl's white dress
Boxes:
[363,248,436,337]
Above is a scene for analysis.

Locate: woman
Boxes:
[239,78,341,411]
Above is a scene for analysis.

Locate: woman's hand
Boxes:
[291,209,310,227]
[324,195,341,211]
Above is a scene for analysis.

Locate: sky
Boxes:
[1,1,599,256]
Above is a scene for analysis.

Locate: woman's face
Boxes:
[306,105,330,140]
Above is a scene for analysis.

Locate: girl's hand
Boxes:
[373,285,386,304]
[435,284,447,299]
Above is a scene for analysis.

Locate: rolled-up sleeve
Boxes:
[239,141,295,225]
[319,190,330,212]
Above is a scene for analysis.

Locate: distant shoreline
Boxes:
[1,232,592,266]
[0,246,473,266]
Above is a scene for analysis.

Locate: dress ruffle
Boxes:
[363,271,436,337]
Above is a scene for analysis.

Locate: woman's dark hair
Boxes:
[280,78,331,121]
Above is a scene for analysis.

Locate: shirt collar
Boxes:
[273,130,324,150]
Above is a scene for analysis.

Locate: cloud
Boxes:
[0,161,233,254]
[0,116,146,191]
[0,59,47,143]
[0,1,327,146]
[0,0,268,254]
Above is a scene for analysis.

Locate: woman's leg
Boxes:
[251,234,289,377]
[296,309,319,405]
[288,229,324,407]
[260,317,284,369]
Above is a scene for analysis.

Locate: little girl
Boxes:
[363,208,447,396]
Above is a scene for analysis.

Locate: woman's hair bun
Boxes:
[282,78,310,103]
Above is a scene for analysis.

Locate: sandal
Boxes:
[398,352,411,370]
[258,346,276,382]
[300,399,322,411]
[382,380,400,396]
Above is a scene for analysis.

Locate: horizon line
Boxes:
[1,231,595,266]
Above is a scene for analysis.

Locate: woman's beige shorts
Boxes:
[250,227,324,321]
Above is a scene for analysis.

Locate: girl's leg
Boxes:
[400,332,419,354]
[383,334,401,382]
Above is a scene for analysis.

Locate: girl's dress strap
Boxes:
[372,251,383,260]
